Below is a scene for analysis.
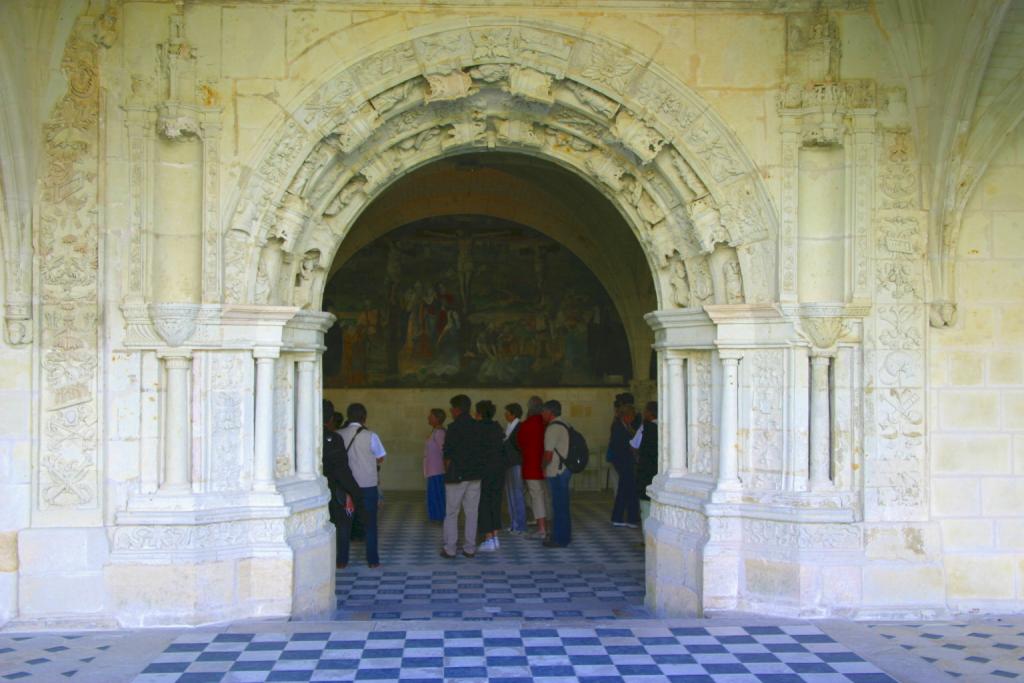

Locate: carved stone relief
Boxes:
[222,24,778,319]
[36,13,115,512]
[690,352,715,476]
[746,350,784,490]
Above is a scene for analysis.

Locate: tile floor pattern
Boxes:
[334,492,647,622]
[133,624,898,682]
[3,491,1024,681]
[866,619,1024,681]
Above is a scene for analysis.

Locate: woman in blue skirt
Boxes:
[423,408,447,522]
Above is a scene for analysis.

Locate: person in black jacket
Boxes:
[635,401,659,502]
[441,394,484,558]
[475,400,507,552]
[322,399,365,569]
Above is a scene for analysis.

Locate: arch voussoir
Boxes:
[222,20,779,312]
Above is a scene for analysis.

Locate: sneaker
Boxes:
[462,550,476,559]
[612,522,627,528]
[625,523,639,529]
[439,550,457,559]
[478,538,497,552]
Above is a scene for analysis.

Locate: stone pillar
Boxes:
[295,356,317,479]
[160,353,192,492]
[253,348,279,491]
[809,353,833,490]
[715,352,742,493]
[667,355,687,477]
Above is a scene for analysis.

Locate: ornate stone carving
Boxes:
[877,305,922,350]
[286,508,330,538]
[723,257,744,304]
[35,12,114,511]
[563,81,619,119]
[651,503,707,536]
[471,27,513,60]
[691,352,715,475]
[579,43,636,92]
[610,110,666,164]
[507,66,553,104]
[149,303,200,347]
[294,249,326,309]
[424,70,475,103]
[222,25,776,313]
[667,253,690,308]
[799,317,847,350]
[113,519,283,552]
[740,518,861,550]
[748,351,784,488]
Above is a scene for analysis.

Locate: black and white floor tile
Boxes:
[133,624,899,683]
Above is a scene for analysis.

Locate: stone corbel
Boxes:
[797,316,847,354]
[149,302,201,347]
[929,301,958,329]
[156,101,202,141]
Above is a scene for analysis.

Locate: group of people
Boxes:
[320,391,659,569]
[426,394,575,558]
[606,392,659,528]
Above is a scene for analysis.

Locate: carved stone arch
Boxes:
[222,19,779,312]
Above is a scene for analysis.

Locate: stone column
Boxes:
[716,352,742,493]
[809,352,833,490]
[160,352,192,492]
[667,356,687,477]
[295,356,317,479]
[253,347,279,491]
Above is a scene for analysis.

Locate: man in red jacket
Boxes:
[517,395,549,539]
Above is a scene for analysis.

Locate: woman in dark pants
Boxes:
[475,400,507,552]
[609,403,641,528]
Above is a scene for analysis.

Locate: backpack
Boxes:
[554,422,589,474]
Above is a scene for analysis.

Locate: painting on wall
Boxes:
[322,215,632,388]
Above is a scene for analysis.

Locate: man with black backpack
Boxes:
[322,400,365,569]
[541,399,575,548]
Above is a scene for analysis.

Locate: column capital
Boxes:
[809,350,835,362]
[294,352,318,364]
[253,346,280,360]
[157,350,192,362]
[718,350,744,362]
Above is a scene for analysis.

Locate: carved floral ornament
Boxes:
[221,22,780,312]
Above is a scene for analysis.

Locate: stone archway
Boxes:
[219,20,778,315]
[208,19,781,619]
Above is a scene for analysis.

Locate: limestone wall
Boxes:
[324,387,621,491]
[929,122,1024,613]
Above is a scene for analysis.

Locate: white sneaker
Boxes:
[478,538,497,552]
[612,522,627,528]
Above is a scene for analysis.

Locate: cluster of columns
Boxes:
[659,348,836,495]
[157,348,321,494]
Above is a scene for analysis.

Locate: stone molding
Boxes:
[220,20,780,314]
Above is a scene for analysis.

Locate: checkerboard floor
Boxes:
[133,624,900,682]
[866,619,1024,681]
[334,492,647,622]
[7,490,1023,682]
